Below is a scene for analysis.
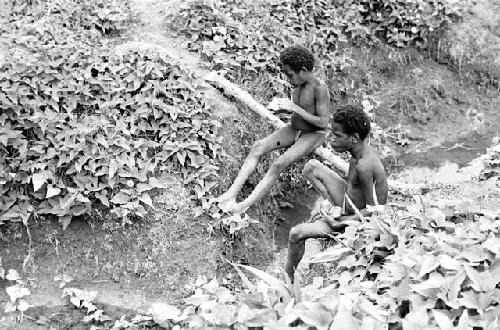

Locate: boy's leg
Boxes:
[217,125,297,209]
[229,130,326,213]
[285,221,343,280]
[302,159,347,208]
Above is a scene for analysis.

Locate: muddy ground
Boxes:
[1,0,500,329]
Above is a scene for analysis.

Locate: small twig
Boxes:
[22,224,33,273]
[47,233,64,273]
[446,143,479,151]
[417,194,426,214]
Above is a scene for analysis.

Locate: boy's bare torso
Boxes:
[291,78,324,132]
[346,146,388,210]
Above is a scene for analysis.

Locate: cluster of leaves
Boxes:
[1,269,155,328]
[269,0,463,50]
[0,263,32,318]
[168,0,463,84]
[9,0,131,37]
[168,0,297,99]
[146,185,499,329]
[479,141,500,181]
[0,0,222,227]
[360,0,462,47]
[62,287,155,327]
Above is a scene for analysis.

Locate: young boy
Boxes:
[216,45,330,214]
[285,105,388,280]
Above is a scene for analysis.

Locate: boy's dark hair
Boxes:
[280,45,315,72]
[333,104,371,140]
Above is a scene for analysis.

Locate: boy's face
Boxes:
[281,64,306,87]
[330,122,352,152]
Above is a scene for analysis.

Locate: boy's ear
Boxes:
[352,133,361,143]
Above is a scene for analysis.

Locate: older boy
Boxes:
[216,45,330,214]
[285,105,388,280]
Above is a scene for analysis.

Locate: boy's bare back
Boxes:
[346,144,388,210]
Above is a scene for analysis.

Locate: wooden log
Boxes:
[204,72,349,174]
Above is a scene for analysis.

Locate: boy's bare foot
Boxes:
[219,200,250,215]
[215,191,235,203]
[217,198,238,213]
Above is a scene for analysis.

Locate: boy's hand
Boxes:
[268,98,297,113]
[320,204,342,226]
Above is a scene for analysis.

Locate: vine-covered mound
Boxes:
[0,0,222,227]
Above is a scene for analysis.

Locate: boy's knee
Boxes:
[270,157,290,173]
[302,159,320,177]
[289,226,303,243]
[250,139,266,157]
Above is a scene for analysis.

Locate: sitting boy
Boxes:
[285,105,388,280]
[216,45,330,214]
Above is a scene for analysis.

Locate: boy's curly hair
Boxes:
[280,45,315,72]
[333,104,371,140]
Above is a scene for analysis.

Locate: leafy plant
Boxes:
[2,268,32,318]
[145,189,499,329]
[9,0,132,36]
[479,139,500,181]
[167,0,464,80]
[0,0,222,228]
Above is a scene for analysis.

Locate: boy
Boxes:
[216,45,330,214]
[285,105,388,280]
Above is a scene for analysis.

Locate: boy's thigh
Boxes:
[306,159,347,207]
[257,124,297,153]
[277,130,326,166]
[294,221,342,241]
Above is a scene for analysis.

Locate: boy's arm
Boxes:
[293,85,330,129]
[335,161,377,222]
[276,85,330,129]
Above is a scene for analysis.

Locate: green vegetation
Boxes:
[168,0,464,102]
[150,172,499,329]
[0,0,222,228]
[435,0,500,88]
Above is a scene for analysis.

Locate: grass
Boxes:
[429,0,500,88]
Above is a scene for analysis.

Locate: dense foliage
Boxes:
[0,0,222,227]
[168,0,463,88]
[3,183,499,327]
[148,156,500,329]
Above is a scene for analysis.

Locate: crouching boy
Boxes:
[285,105,388,280]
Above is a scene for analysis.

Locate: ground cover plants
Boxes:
[167,0,464,102]
[159,193,499,329]
[0,0,222,228]
[141,142,500,329]
[6,146,495,329]
[110,144,500,329]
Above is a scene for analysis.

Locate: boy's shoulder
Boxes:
[312,80,329,95]
[356,148,383,170]
[313,77,327,88]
